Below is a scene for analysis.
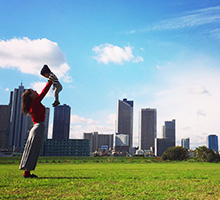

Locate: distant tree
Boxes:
[162,146,189,161]
[194,146,219,163]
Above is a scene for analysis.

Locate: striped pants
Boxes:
[19,122,45,171]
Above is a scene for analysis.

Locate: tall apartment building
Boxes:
[52,104,71,140]
[44,108,50,140]
[155,119,176,156]
[115,98,133,150]
[207,134,219,152]
[181,138,190,150]
[163,119,176,146]
[8,83,32,152]
[84,132,113,152]
[139,108,157,151]
[0,105,10,149]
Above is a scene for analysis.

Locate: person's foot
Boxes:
[52,100,60,107]
[23,174,38,178]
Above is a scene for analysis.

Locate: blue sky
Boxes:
[0,0,220,149]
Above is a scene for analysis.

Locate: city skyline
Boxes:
[1,1,220,149]
[0,82,220,151]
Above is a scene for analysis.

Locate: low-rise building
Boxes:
[41,139,90,156]
[155,138,174,157]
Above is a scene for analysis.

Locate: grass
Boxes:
[0,157,220,199]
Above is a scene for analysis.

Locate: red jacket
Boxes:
[30,81,52,124]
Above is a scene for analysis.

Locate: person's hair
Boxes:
[22,89,33,115]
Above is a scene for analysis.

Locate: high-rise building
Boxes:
[44,108,50,140]
[52,104,71,140]
[0,105,10,149]
[181,138,190,150]
[207,134,218,152]
[8,83,32,152]
[84,132,113,152]
[115,98,133,149]
[163,119,176,146]
[139,108,157,151]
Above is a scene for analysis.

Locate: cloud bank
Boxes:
[92,44,144,65]
[131,58,220,149]
[70,114,115,139]
[0,37,72,82]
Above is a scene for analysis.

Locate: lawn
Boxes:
[0,157,219,199]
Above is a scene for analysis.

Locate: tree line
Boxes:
[162,146,219,162]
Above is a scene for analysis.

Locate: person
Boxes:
[40,64,62,107]
[19,76,55,178]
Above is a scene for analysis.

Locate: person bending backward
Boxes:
[19,76,55,178]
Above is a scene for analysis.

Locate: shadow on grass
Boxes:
[38,176,92,180]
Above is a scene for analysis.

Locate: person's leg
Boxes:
[19,122,45,177]
[23,170,30,177]
[53,82,62,106]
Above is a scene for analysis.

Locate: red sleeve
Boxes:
[35,81,52,102]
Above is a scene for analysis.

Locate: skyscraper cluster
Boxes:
[0,84,71,153]
[114,99,176,156]
[0,84,219,156]
[1,83,36,152]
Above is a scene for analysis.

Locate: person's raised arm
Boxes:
[36,80,53,102]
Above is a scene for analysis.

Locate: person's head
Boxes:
[22,89,38,115]
[40,65,51,77]
[42,73,50,78]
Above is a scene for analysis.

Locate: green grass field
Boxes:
[0,157,220,199]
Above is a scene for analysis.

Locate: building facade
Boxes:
[52,104,71,140]
[207,134,218,152]
[115,98,133,149]
[42,139,90,156]
[0,105,10,149]
[181,138,190,150]
[84,132,113,152]
[115,134,129,146]
[139,108,157,151]
[155,138,174,156]
[44,108,50,140]
[8,83,32,152]
[163,119,176,146]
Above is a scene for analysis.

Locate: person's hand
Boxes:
[48,74,56,82]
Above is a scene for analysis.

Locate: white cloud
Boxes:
[151,6,220,31]
[153,63,220,149]
[0,37,72,82]
[188,84,209,95]
[125,6,220,34]
[5,88,9,92]
[106,113,116,125]
[133,56,144,63]
[69,114,114,139]
[71,114,99,124]
[120,56,220,149]
[92,43,143,65]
